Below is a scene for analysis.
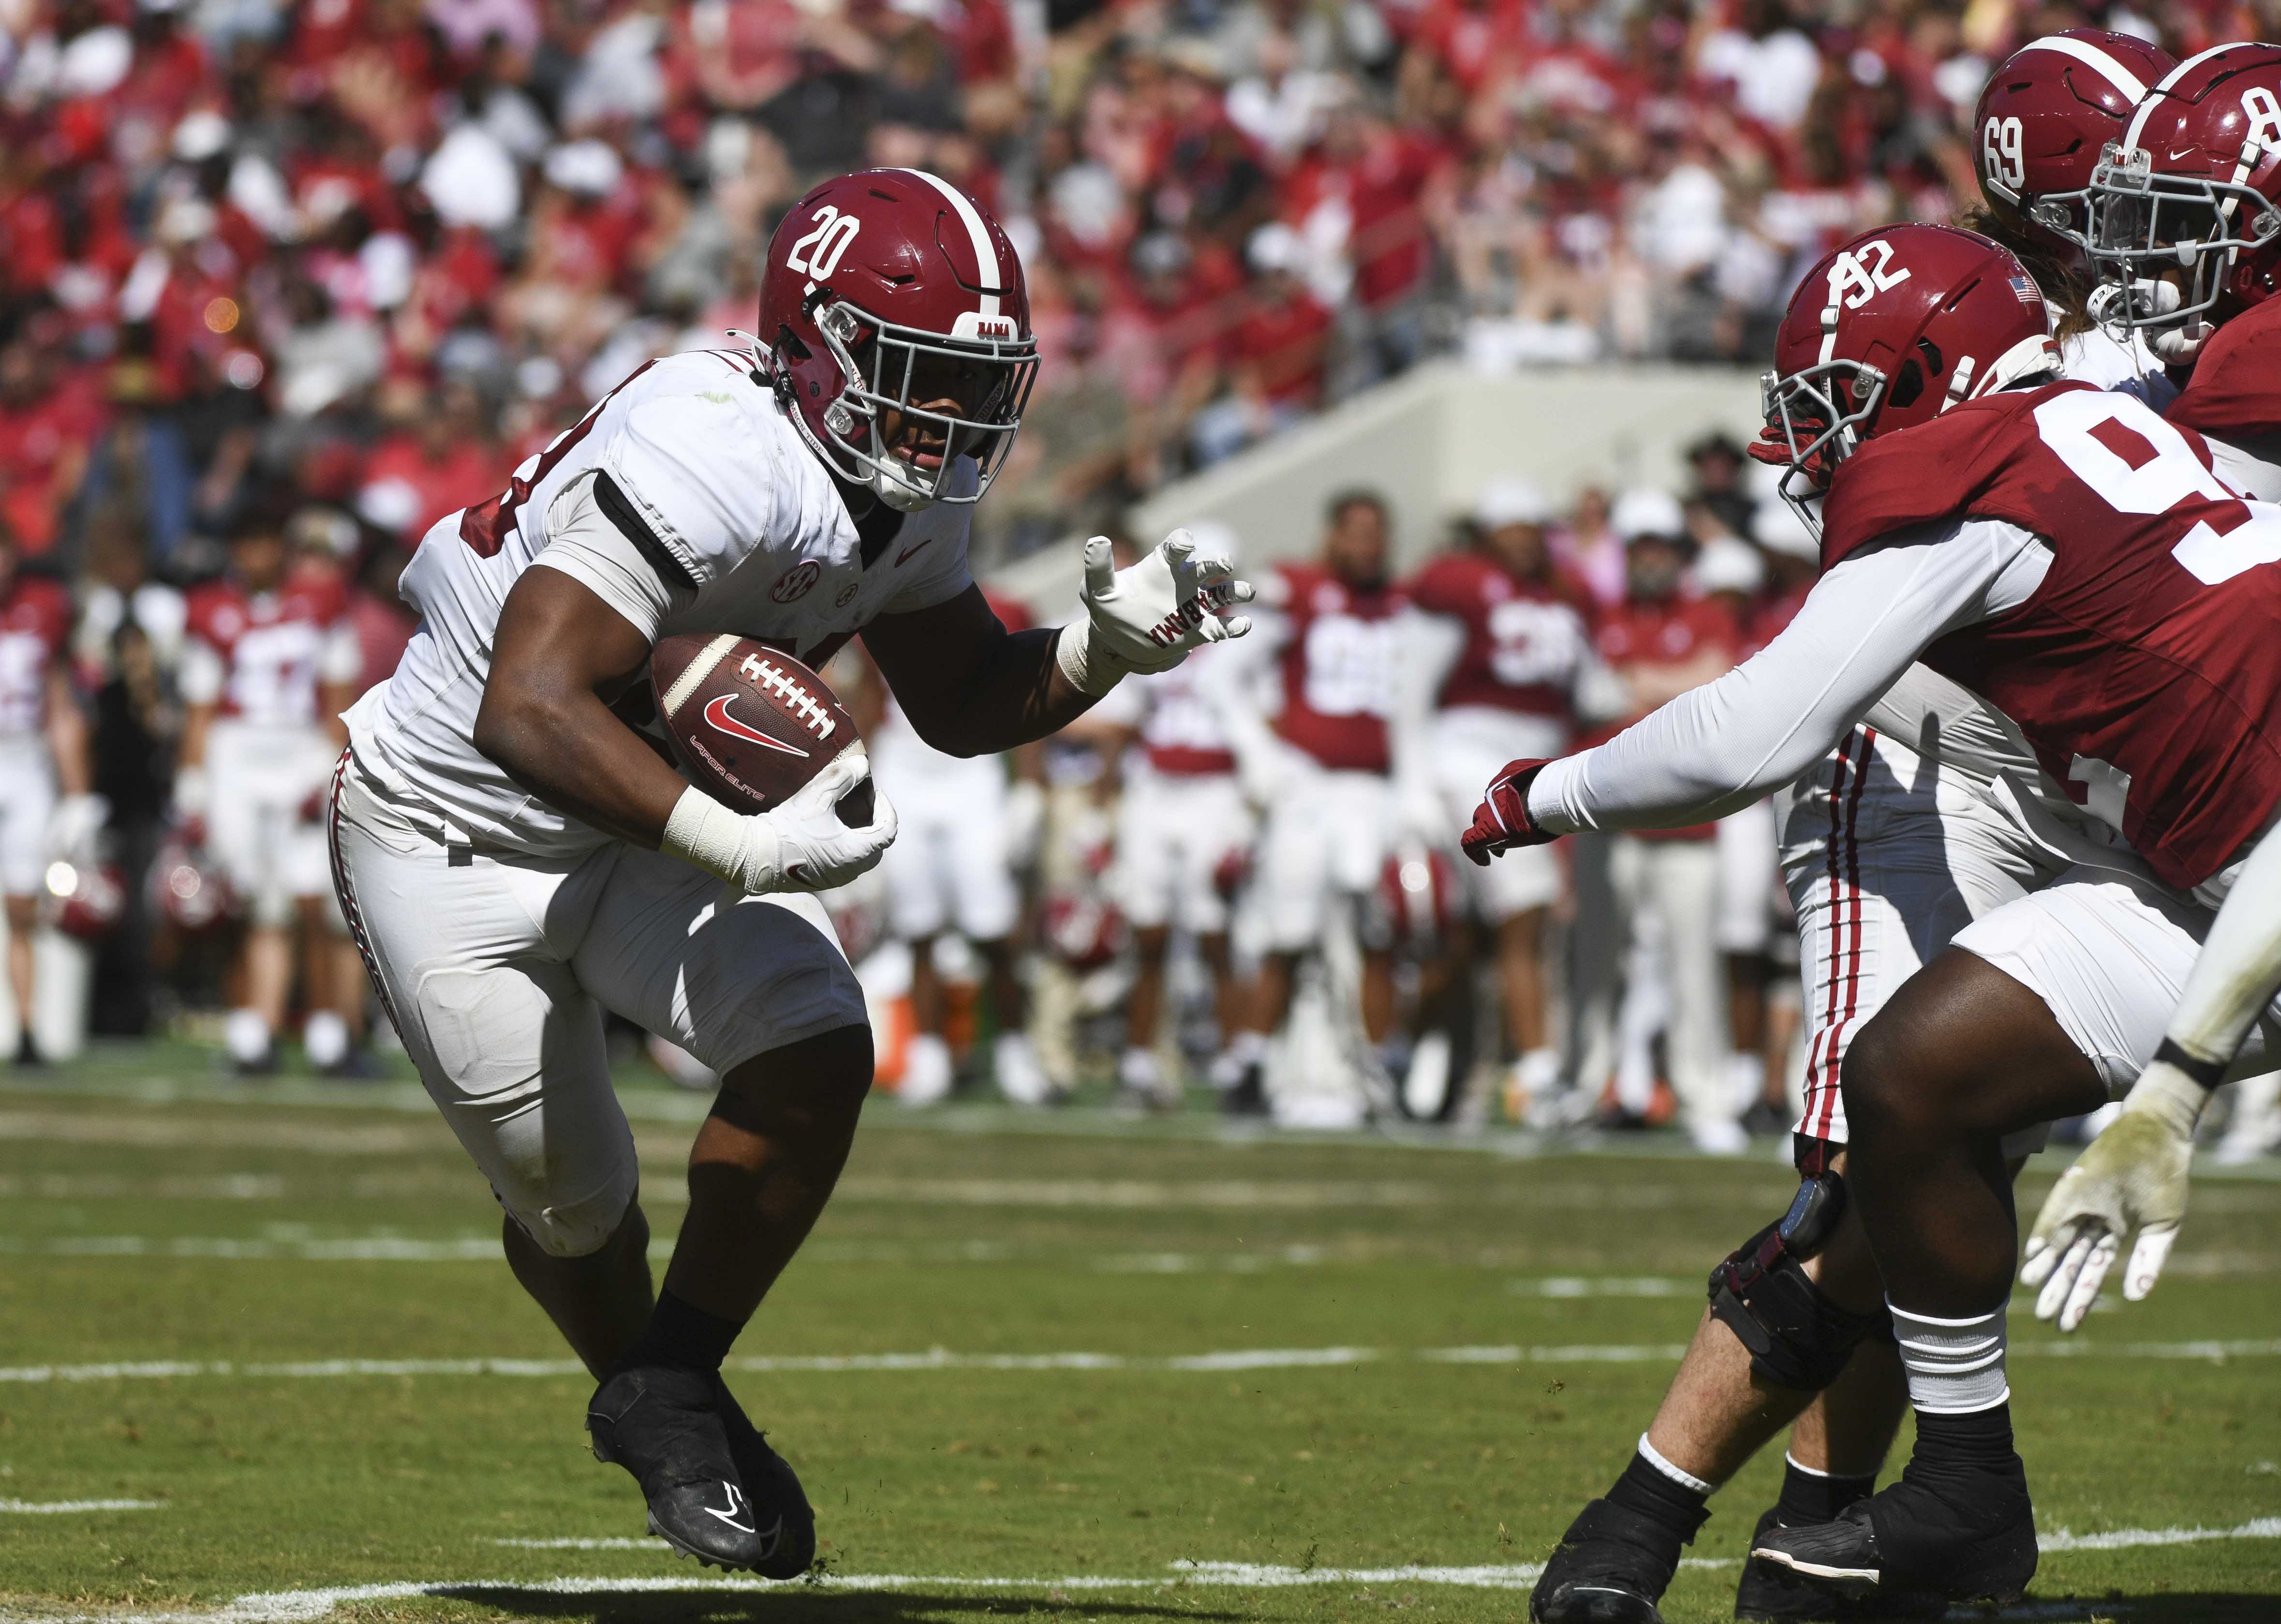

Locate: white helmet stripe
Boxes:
[896,167,1001,318]
[2127,43,2240,150]
[2015,34,2150,106]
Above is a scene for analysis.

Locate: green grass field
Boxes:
[2,1049,2278,1624]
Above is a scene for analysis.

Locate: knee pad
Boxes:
[499,1167,639,1259]
[1706,1169,1892,1392]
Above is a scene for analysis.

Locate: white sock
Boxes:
[304,1010,349,1069]
[224,1008,271,1064]
[1119,1047,1162,1091]
[1515,1047,1561,1096]
[1888,1300,2010,1414]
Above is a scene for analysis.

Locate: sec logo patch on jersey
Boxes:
[770,561,823,604]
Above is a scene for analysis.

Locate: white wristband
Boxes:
[1054,621,1128,698]
[2122,1060,2211,1139]
[661,786,769,890]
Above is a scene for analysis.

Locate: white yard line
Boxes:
[14,1522,2281,1624]
[7,1338,2281,1386]
[0,1498,162,1513]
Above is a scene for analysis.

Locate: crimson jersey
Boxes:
[1594,595,1740,842]
[1268,561,1406,773]
[1823,380,2281,891]
[2166,296,2281,444]
[0,575,68,736]
[185,576,353,727]
[1406,552,1594,720]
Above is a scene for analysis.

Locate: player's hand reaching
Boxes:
[1461,758,1555,866]
[1055,529,1255,695]
[663,748,898,896]
[2019,1058,2208,1332]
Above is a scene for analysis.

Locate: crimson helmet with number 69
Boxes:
[2086,42,2281,336]
[1759,225,2059,531]
[756,167,1037,513]
[1972,30,2175,254]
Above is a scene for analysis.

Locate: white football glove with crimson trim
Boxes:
[1461,758,1555,865]
[1054,529,1255,695]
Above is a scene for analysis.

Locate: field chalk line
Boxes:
[0,1498,163,1514]
[8,1521,2280,1624]
[7,1338,2281,1386]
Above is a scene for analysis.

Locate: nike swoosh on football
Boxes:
[894,537,934,567]
[702,1482,756,1534]
[704,694,810,756]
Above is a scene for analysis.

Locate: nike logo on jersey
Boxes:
[894,537,934,568]
[702,1481,756,1534]
[704,695,811,756]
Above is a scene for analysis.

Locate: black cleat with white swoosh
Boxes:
[715,1373,816,1579]
[587,1365,774,1571]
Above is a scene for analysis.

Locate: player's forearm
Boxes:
[178,705,213,772]
[2159,822,2281,1073]
[908,626,1097,757]
[319,683,354,749]
[472,678,689,848]
[45,672,90,797]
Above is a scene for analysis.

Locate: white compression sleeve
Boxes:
[1527,519,2048,836]
[2159,820,2281,1069]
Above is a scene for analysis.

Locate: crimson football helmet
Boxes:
[1760,225,2059,531]
[41,859,124,942]
[753,168,1037,512]
[151,833,237,932]
[2086,43,2281,334]
[1375,844,1456,957]
[1972,30,2175,252]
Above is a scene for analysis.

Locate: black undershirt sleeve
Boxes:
[592,470,698,593]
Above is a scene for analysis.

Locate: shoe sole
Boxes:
[1748,1549,1881,1601]
[1529,1582,1666,1624]
[645,1509,765,1573]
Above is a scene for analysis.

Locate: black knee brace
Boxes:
[1707,1168,1892,1392]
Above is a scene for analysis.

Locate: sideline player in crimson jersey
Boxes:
[1394,478,1606,1125]
[1470,223,2281,1606]
[178,498,363,1075]
[1208,489,1406,1123]
[329,169,1250,1572]
[0,531,97,1062]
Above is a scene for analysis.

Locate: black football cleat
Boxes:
[714,1374,816,1580]
[1734,1507,1945,1621]
[588,1365,771,1571]
[1750,1472,2036,1608]
[1530,1497,1701,1623]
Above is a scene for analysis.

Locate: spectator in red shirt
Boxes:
[356,379,507,545]
[0,314,107,560]
[1187,221,1332,464]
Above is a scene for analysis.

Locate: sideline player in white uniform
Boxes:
[330,170,1248,1572]
[1510,33,2189,1624]
[178,498,363,1074]
[866,587,1048,1107]
[1091,528,1254,1109]
[0,532,97,1063]
[1394,479,1607,1123]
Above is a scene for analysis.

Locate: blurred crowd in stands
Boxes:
[3,0,2260,590]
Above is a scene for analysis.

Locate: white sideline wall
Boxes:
[990,360,1764,615]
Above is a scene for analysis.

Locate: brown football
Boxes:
[649,635,873,824]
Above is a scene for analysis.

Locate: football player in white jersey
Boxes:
[329,170,1248,1571]
[0,531,97,1062]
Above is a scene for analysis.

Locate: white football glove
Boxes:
[1055,528,1255,695]
[46,793,108,863]
[662,747,899,896]
[2019,1060,2207,1332]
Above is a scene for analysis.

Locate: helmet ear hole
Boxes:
[1889,359,1924,410]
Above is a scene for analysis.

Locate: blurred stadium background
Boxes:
[3,0,2279,1165]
